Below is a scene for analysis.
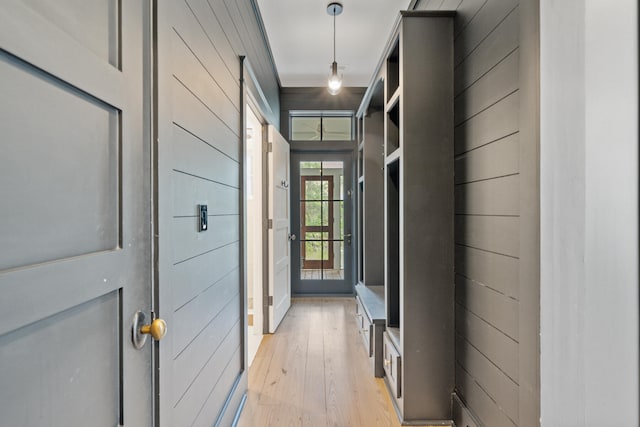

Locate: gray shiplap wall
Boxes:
[415,1,536,427]
[158,0,279,425]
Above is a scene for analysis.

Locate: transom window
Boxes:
[290,111,353,141]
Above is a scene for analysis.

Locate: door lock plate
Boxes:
[132,310,148,350]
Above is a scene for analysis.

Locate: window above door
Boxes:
[289,111,354,141]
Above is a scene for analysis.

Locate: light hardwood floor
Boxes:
[237,298,445,427]
[300,269,344,280]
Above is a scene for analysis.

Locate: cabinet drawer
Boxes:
[355,297,373,356]
[383,332,401,398]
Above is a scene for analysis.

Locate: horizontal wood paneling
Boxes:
[172,78,240,162]
[172,30,240,132]
[455,6,519,94]
[456,175,519,216]
[171,1,240,109]
[440,0,463,10]
[454,48,519,125]
[173,290,241,400]
[172,241,239,310]
[172,215,239,264]
[456,244,519,300]
[207,1,243,60]
[172,171,239,217]
[173,320,242,426]
[225,0,262,77]
[171,124,239,188]
[456,304,519,382]
[456,363,517,427]
[456,274,518,340]
[455,91,519,155]
[192,347,242,427]
[455,133,519,183]
[441,0,524,425]
[236,0,270,78]
[453,0,486,37]
[456,335,519,421]
[217,0,279,124]
[455,215,519,257]
[185,0,241,91]
[454,0,518,66]
[161,0,278,425]
[173,268,240,357]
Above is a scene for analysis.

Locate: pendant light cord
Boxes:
[333,5,336,62]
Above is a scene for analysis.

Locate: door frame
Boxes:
[243,92,267,358]
[240,57,277,337]
[291,151,355,295]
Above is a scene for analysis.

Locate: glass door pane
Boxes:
[299,161,344,281]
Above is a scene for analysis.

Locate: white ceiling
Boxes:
[256,0,412,88]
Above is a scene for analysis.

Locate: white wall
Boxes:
[246,104,263,365]
[541,0,639,425]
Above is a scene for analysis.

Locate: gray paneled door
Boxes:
[291,152,354,295]
[0,1,152,426]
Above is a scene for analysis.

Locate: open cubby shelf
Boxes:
[385,159,400,328]
[386,39,400,102]
[385,99,400,157]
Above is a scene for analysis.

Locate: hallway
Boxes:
[238,298,442,427]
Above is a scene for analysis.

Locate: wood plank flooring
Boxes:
[237,298,447,427]
[300,269,345,280]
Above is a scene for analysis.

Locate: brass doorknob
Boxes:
[140,318,167,341]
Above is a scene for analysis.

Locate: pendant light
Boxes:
[327,2,343,95]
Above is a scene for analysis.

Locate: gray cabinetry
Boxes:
[354,60,387,380]
[357,79,385,287]
[382,11,455,424]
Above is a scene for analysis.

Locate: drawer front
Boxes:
[361,322,372,356]
[355,297,373,357]
[355,297,365,329]
[383,332,401,398]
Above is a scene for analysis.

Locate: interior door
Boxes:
[0,1,152,426]
[268,125,292,332]
[291,152,354,294]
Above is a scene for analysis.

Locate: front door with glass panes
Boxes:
[291,153,354,294]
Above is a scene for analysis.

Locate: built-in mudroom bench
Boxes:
[354,284,386,377]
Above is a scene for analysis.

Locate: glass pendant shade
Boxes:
[327,61,342,95]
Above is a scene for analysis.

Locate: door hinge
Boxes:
[267,142,273,153]
[268,296,273,306]
[268,219,273,229]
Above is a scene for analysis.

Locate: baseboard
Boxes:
[231,393,248,427]
[217,371,247,427]
[452,393,482,427]
[382,377,453,426]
